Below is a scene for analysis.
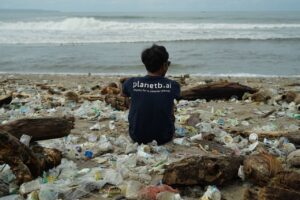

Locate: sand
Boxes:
[0,73,299,200]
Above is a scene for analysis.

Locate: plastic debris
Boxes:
[249,133,258,143]
[103,169,123,186]
[124,180,143,199]
[190,133,203,142]
[89,123,101,131]
[19,180,40,195]
[138,184,178,200]
[201,185,221,200]
[238,165,245,181]
[84,150,93,159]
[173,138,190,146]
[2,75,300,200]
[19,134,31,146]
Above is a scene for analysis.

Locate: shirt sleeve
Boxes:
[122,78,131,97]
[173,81,181,100]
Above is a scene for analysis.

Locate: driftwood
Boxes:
[162,155,242,186]
[105,95,130,111]
[244,186,300,200]
[0,94,12,107]
[243,152,300,200]
[180,82,257,101]
[287,149,300,167]
[244,152,283,186]
[244,90,272,103]
[226,128,300,145]
[285,132,300,145]
[0,130,62,185]
[270,171,300,191]
[80,95,104,101]
[0,116,74,142]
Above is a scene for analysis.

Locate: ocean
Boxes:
[0,10,300,76]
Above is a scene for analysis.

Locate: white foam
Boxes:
[1,17,300,44]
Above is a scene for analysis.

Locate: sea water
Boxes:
[0,10,299,76]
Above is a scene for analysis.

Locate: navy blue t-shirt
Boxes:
[123,75,180,145]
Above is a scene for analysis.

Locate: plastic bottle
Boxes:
[19,179,40,195]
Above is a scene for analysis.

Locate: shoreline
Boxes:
[1,71,300,78]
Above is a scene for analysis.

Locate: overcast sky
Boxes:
[1,0,300,12]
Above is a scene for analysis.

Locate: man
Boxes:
[122,44,180,145]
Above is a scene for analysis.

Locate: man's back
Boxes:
[123,75,180,145]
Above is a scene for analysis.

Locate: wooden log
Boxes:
[243,152,283,186]
[270,171,300,191]
[80,95,104,101]
[226,128,300,145]
[0,94,12,107]
[0,130,62,185]
[162,155,242,186]
[0,116,74,142]
[244,186,300,200]
[287,149,300,167]
[180,82,257,101]
[285,132,300,145]
[105,95,130,111]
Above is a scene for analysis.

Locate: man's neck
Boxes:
[147,71,164,77]
[147,72,162,76]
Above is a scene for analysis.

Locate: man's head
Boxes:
[141,44,170,76]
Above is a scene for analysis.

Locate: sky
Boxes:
[0,0,300,12]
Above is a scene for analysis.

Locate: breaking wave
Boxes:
[1,17,300,44]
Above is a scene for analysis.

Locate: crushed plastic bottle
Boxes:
[19,179,40,195]
[190,133,203,142]
[217,118,225,126]
[38,185,59,200]
[175,125,187,137]
[20,134,32,146]
[291,113,300,120]
[173,138,190,146]
[137,145,153,159]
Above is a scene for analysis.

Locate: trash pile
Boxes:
[0,74,299,200]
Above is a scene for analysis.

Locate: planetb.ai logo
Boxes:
[133,81,171,89]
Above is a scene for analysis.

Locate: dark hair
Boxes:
[141,44,169,73]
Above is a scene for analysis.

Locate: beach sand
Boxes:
[0,73,299,200]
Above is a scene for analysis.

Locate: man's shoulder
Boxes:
[123,77,137,85]
[163,77,180,86]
